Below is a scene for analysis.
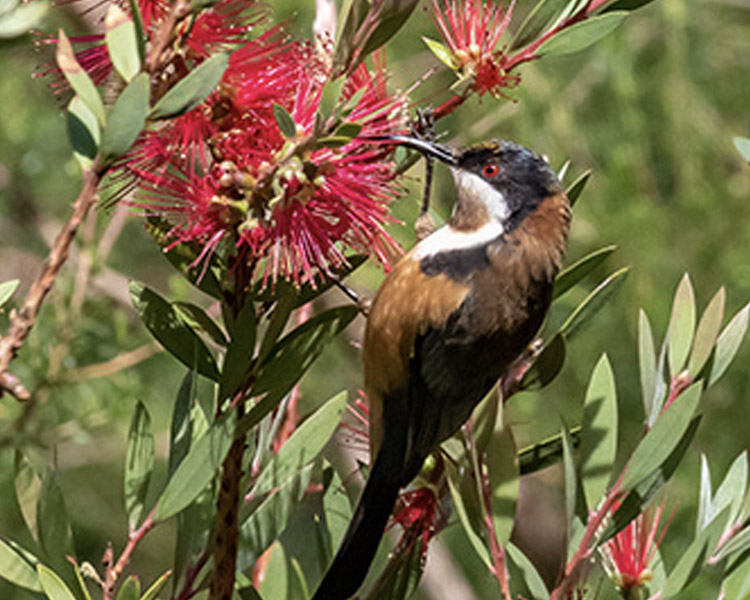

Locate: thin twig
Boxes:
[103,508,157,600]
[0,161,101,401]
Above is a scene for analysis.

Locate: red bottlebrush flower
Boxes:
[429,0,519,97]
[600,498,674,592]
[390,487,442,559]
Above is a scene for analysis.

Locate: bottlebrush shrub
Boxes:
[1,1,749,600]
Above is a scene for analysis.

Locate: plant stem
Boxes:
[103,508,157,600]
[0,161,101,401]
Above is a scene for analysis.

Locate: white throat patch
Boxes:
[451,169,510,222]
[413,220,504,259]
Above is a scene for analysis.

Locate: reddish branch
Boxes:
[103,508,158,600]
[0,161,101,401]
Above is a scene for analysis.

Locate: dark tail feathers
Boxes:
[311,449,402,600]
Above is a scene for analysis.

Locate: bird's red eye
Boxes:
[483,164,499,178]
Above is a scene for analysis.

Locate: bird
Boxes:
[312,135,571,600]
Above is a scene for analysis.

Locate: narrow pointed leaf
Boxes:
[173,302,228,347]
[559,267,629,339]
[115,576,140,600]
[37,564,76,600]
[14,452,41,541]
[711,451,748,530]
[272,103,296,138]
[100,73,150,163]
[510,0,567,50]
[638,309,657,417]
[0,0,48,38]
[105,4,140,82]
[250,392,346,496]
[124,401,155,530]
[697,454,713,532]
[688,287,725,376]
[553,245,616,299]
[518,427,582,475]
[506,542,549,599]
[169,372,194,477]
[709,302,750,386]
[714,525,750,563]
[37,470,74,565]
[126,0,145,62]
[565,169,592,207]
[621,382,701,491]
[66,95,100,166]
[129,281,219,381]
[520,333,565,390]
[0,279,19,307]
[562,426,577,538]
[422,36,458,69]
[579,354,618,508]
[56,30,105,125]
[445,463,492,568]
[734,136,750,163]
[150,53,229,120]
[603,0,658,11]
[154,413,235,522]
[648,331,669,427]
[537,12,627,56]
[219,302,257,401]
[0,538,41,591]
[667,274,696,375]
[140,570,172,600]
[487,423,519,545]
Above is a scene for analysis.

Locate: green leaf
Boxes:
[257,543,289,600]
[422,36,458,69]
[558,267,629,339]
[173,302,227,347]
[219,302,257,401]
[565,168,592,207]
[486,423,519,545]
[256,285,296,364]
[56,29,106,125]
[445,462,492,569]
[638,309,657,418]
[66,95,100,166]
[553,245,616,300]
[602,0,658,11]
[250,392,347,496]
[140,571,171,600]
[115,576,140,600]
[358,0,420,62]
[100,73,150,163]
[621,382,701,491]
[240,463,315,557]
[0,538,41,591]
[0,279,19,307]
[714,525,750,563]
[722,552,750,600]
[688,287,725,377]
[734,136,750,164]
[579,354,618,509]
[0,0,47,38]
[69,559,92,600]
[663,507,731,598]
[126,0,146,63]
[561,425,577,539]
[667,274,696,376]
[711,451,748,530]
[506,542,549,599]
[273,103,296,138]
[154,413,235,522]
[129,281,220,381]
[510,0,567,51]
[697,454,713,533]
[14,452,41,541]
[105,4,140,82]
[242,306,358,435]
[37,470,74,566]
[37,564,77,600]
[537,12,627,56]
[518,428,582,475]
[709,302,750,387]
[169,372,194,477]
[150,53,229,120]
[124,401,155,530]
[520,333,566,390]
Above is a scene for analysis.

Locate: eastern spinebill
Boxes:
[312,135,571,600]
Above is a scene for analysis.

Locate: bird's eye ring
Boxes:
[483,164,499,178]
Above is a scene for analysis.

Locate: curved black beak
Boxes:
[369,135,458,166]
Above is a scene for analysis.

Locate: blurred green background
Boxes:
[1,0,749,597]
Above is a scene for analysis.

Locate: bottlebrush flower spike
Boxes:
[429,0,519,97]
[600,498,674,593]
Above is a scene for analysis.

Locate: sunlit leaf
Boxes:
[553,245,616,299]
[105,4,140,82]
[688,287,725,377]
[173,302,228,347]
[100,73,150,164]
[219,301,256,401]
[734,136,750,163]
[558,267,629,339]
[250,391,346,496]
[708,302,750,387]
[0,0,47,38]
[14,452,41,541]
[579,354,618,509]
[154,413,235,522]
[124,401,155,530]
[273,103,296,138]
[0,279,19,308]
[115,576,140,600]
[506,542,549,599]
[562,425,577,538]
[422,36,458,69]
[486,421,518,545]
[257,543,288,600]
[0,538,40,591]
[445,462,491,569]
[667,274,696,376]
[140,570,172,600]
[714,525,750,563]
[517,427,582,475]
[538,12,627,56]
[621,382,701,492]
[520,334,565,390]
[638,309,657,418]
[150,53,229,120]
[37,564,76,600]
[56,29,105,125]
[66,95,100,166]
[710,451,748,531]
[565,168,592,207]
